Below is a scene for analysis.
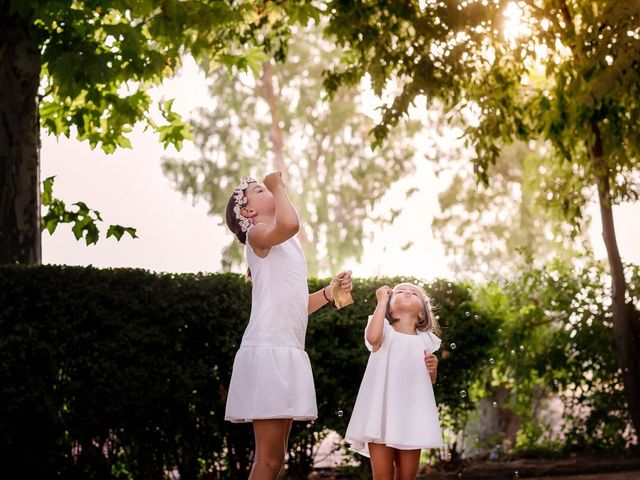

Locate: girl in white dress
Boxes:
[345,283,442,480]
[224,171,352,480]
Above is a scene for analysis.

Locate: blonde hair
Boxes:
[386,282,441,335]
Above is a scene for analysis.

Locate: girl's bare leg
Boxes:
[394,449,421,480]
[369,442,395,480]
[249,419,292,480]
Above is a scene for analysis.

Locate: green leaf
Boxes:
[42,176,55,206]
[106,225,138,241]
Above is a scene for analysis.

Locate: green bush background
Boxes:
[0,262,634,479]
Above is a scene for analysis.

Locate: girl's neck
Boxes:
[253,213,275,225]
[391,313,418,335]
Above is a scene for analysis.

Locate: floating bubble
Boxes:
[492,401,498,407]
[519,345,525,351]
[465,311,471,317]
[460,390,467,398]
[510,349,516,356]
[514,471,519,479]
[474,314,480,320]
[498,328,503,334]
[489,358,495,364]
[336,410,344,417]
[450,343,457,350]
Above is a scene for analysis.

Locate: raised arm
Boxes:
[366,286,392,352]
[248,172,299,251]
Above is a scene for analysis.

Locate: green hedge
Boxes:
[0,265,498,479]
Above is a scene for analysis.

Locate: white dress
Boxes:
[345,316,444,456]
[224,233,317,423]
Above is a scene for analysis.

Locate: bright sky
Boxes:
[41,57,640,281]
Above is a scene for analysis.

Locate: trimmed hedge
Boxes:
[0,265,498,479]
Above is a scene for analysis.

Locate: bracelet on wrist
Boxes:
[322,285,332,302]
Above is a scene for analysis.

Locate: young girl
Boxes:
[224,171,352,480]
[345,283,442,480]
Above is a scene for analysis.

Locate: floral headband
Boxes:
[233,176,257,233]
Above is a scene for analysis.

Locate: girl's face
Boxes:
[389,283,424,318]
[242,182,275,217]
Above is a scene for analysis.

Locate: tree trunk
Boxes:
[0,8,41,265]
[590,122,640,438]
[261,61,318,275]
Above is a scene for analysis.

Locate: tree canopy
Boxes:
[1,0,319,261]
[162,26,420,276]
[321,0,640,439]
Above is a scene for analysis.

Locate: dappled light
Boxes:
[1,0,638,478]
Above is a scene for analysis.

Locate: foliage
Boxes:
[323,0,640,222]
[17,0,318,153]
[473,259,638,452]
[162,26,420,276]
[41,176,137,244]
[321,0,640,440]
[431,141,589,279]
[6,0,322,247]
[0,265,494,478]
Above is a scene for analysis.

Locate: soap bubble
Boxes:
[460,390,467,398]
[450,343,457,350]
[336,410,344,417]
[489,358,495,364]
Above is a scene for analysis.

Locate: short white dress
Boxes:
[345,316,444,456]
[224,233,317,423]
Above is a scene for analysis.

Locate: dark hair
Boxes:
[385,283,441,335]
[225,194,247,245]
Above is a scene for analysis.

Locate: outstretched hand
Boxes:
[329,270,352,300]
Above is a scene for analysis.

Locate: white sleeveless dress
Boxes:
[344,316,444,456]
[224,233,317,423]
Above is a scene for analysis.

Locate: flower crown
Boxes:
[233,176,257,233]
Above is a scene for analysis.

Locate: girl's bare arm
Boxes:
[366,286,392,352]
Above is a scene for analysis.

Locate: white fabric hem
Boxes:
[345,435,444,458]
[225,414,317,424]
